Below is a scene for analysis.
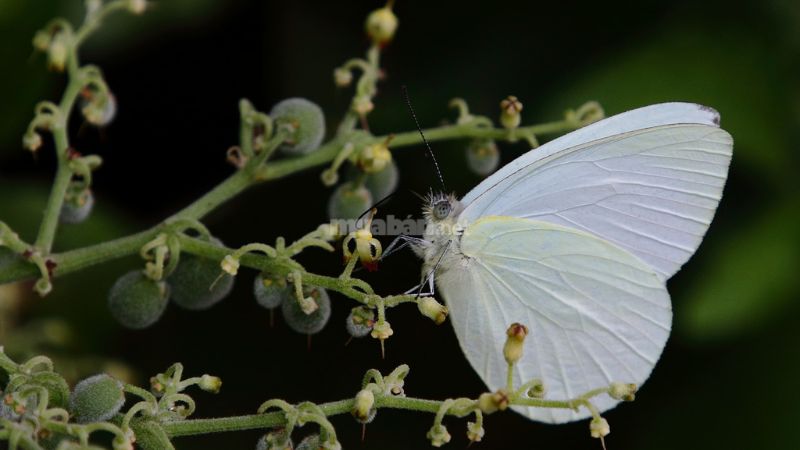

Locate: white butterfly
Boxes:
[413,103,732,423]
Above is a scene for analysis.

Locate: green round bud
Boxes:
[29,371,71,409]
[107,270,170,329]
[59,189,94,224]
[253,273,292,310]
[270,98,326,155]
[281,287,331,335]
[69,374,125,423]
[327,182,373,220]
[346,161,399,200]
[466,139,500,176]
[345,306,374,338]
[169,238,234,310]
[295,435,321,450]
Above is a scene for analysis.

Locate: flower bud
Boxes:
[270,98,326,155]
[499,95,523,130]
[426,424,451,448]
[23,131,43,152]
[69,374,125,423]
[466,139,500,176]
[365,2,398,45]
[357,141,392,174]
[253,273,292,310]
[281,287,332,334]
[81,92,117,127]
[47,34,68,72]
[590,416,610,439]
[221,255,240,275]
[327,182,373,221]
[107,270,170,329]
[503,322,528,365]
[370,320,393,341]
[351,95,374,115]
[417,297,448,325]
[609,382,637,401]
[333,68,353,87]
[169,238,235,310]
[352,389,376,423]
[33,30,51,52]
[466,421,484,443]
[477,390,509,414]
[527,381,545,399]
[346,306,375,338]
[199,374,222,394]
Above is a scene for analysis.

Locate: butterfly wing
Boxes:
[459,103,732,279]
[438,216,671,423]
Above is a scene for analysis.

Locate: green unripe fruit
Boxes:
[253,273,292,310]
[295,435,321,450]
[107,270,170,329]
[328,182,373,220]
[59,189,94,224]
[281,287,331,335]
[69,374,125,423]
[169,238,234,310]
[466,139,500,176]
[270,98,326,155]
[347,161,399,201]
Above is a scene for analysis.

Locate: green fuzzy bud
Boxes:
[466,139,500,176]
[281,287,331,335]
[253,273,292,309]
[169,238,234,310]
[345,306,374,338]
[346,161,399,201]
[69,374,125,423]
[59,188,94,224]
[270,98,326,155]
[107,270,170,329]
[327,182,373,220]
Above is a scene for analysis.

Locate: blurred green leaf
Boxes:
[679,199,800,340]
[539,28,793,183]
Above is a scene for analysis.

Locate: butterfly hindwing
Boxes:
[437,216,672,423]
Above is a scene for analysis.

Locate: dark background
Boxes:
[1,0,799,449]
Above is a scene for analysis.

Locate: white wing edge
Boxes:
[460,102,722,207]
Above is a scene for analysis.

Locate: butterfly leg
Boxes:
[403,272,436,297]
[381,234,430,261]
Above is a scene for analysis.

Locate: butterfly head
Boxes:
[423,192,462,224]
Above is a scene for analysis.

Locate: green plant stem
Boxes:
[1,116,589,286]
[33,49,83,253]
[161,396,448,437]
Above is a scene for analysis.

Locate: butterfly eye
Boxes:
[433,200,452,220]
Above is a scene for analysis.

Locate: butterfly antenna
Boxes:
[401,85,446,192]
